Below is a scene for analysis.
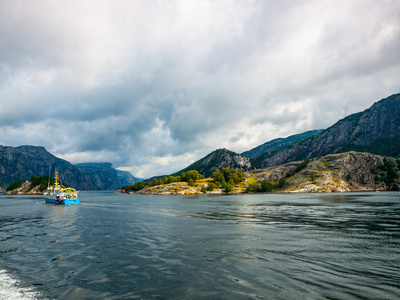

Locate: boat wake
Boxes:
[0,269,41,300]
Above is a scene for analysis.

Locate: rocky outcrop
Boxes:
[175,148,254,178]
[242,129,324,158]
[248,152,399,193]
[0,145,96,190]
[5,182,43,195]
[254,93,400,168]
[136,182,203,195]
[133,152,400,194]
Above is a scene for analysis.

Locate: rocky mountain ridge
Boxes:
[242,129,324,158]
[174,148,254,178]
[75,162,140,190]
[0,146,138,191]
[0,145,96,191]
[253,93,400,168]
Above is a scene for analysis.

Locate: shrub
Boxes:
[6,181,23,191]
[374,158,399,187]
[260,180,274,192]
[277,177,287,188]
[207,182,216,191]
[246,182,258,192]
[224,183,233,193]
[295,159,310,173]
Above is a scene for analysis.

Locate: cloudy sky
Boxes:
[0,0,399,178]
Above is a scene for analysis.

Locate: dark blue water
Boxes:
[0,191,399,299]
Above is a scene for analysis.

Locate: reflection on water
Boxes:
[0,191,399,299]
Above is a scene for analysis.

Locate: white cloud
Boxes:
[0,0,399,178]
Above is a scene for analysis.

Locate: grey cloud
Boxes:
[0,0,399,178]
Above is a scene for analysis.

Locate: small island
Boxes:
[122,152,400,195]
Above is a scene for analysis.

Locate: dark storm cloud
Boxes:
[0,0,399,177]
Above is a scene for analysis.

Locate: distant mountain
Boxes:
[253,93,400,168]
[174,148,254,178]
[242,129,324,158]
[116,169,143,186]
[0,145,96,190]
[75,162,141,190]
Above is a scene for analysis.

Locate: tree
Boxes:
[211,169,225,183]
[237,170,245,182]
[260,180,274,192]
[295,159,310,173]
[310,172,317,184]
[277,178,287,188]
[224,183,233,193]
[207,182,216,191]
[246,182,258,192]
[6,181,23,191]
[181,170,201,182]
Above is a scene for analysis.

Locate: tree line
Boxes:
[122,168,246,193]
[6,175,67,192]
[123,170,205,192]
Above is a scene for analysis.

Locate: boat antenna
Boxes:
[47,165,51,189]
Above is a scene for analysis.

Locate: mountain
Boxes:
[0,145,96,190]
[253,93,400,168]
[75,162,140,190]
[174,148,254,178]
[116,169,142,186]
[241,129,324,158]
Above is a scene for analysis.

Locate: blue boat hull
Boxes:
[45,198,80,205]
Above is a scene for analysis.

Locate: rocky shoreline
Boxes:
[4,182,44,195]
[131,152,399,195]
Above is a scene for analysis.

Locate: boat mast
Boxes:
[55,168,59,188]
[47,166,51,189]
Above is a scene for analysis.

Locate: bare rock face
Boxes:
[116,170,140,186]
[242,129,323,158]
[175,148,254,178]
[248,152,399,193]
[75,162,139,190]
[0,145,96,190]
[136,182,203,195]
[255,93,400,168]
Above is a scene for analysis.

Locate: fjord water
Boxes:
[0,192,399,299]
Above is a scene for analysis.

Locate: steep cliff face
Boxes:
[75,163,119,190]
[175,148,254,178]
[116,170,141,187]
[75,162,139,190]
[255,93,400,168]
[0,145,96,190]
[242,129,324,158]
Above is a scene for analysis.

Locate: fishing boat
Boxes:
[44,170,80,205]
